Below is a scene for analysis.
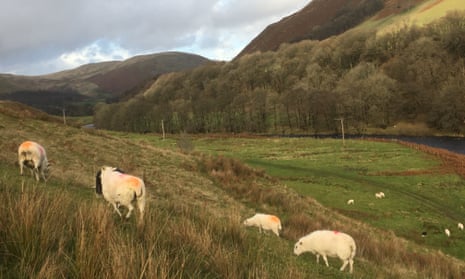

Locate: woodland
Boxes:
[94,11,465,135]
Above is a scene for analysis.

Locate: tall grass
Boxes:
[0,175,312,278]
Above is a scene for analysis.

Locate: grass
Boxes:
[357,0,465,35]
[1,101,465,278]
[171,136,465,260]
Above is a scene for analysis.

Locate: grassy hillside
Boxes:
[1,101,465,278]
[361,0,465,33]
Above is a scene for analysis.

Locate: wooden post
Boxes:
[341,118,345,146]
[335,118,345,146]
[161,120,165,140]
[62,107,67,125]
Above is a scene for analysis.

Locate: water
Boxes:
[384,135,465,155]
[274,134,465,155]
[340,135,465,155]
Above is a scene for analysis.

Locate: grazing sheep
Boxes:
[458,223,464,230]
[445,229,451,237]
[347,199,354,205]
[294,230,356,274]
[95,166,146,223]
[243,213,282,237]
[375,192,385,199]
[18,141,49,181]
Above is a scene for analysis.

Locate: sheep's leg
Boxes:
[316,254,320,264]
[340,260,348,271]
[322,255,329,267]
[39,166,46,182]
[19,162,24,176]
[33,167,40,181]
[349,259,354,274]
[137,198,145,220]
[273,227,279,237]
[111,203,123,217]
[125,204,134,219]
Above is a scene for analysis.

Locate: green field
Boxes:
[160,135,465,259]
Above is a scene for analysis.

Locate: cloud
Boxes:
[0,0,308,75]
[59,40,131,68]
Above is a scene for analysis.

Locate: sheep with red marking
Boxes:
[18,141,49,181]
[294,230,356,274]
[95,166,146,223]
[243,213,282,237]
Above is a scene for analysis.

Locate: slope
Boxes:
[0,52,211,115]
[1,101,465,278]
[237,0,464,57]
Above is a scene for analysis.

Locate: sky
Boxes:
[0,0,309,76]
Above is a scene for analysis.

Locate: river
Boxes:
[345,135,465,155]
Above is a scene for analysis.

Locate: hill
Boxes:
[237,0,463,57]
[0,52,211,115]
[96,6,465,135]
[1,101,465,278]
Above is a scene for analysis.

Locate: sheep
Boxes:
[294,230,356,274]
[445,228,451,237]
[18,141,49,181]
[95,166,146,223]
[347,199,354,205]
[243,213,282,237]
[375,192,385,199]
[458,223,464,230]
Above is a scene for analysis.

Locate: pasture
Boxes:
[1,103,465,278]
[173,135,465,259]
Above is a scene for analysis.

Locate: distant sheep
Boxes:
[445,229,451,237]
[375,192,385,199]
[243,213,282,237]
[294,230,356,273]
[18,141,49,181]
[347,199,354,205]
[95,166,146,223]
[458,223,464,230]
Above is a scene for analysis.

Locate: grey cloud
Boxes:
[0,0,308,75]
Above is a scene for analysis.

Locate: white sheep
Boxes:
[243,213,282,237]
[96,166,146,223]
[458,223,464,230]
[375,192,385,199]
[347,199,354,205]
[294,230,356,274]
[18,141,49,181]
[445,228,451,237]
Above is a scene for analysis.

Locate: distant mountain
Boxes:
[0,52,211,115]
[236,0,437,57]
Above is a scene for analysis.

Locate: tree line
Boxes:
[94,11,465,135]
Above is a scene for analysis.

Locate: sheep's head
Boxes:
[243,217,257,227]
[95,169,103,194]
[294,240,304,255]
